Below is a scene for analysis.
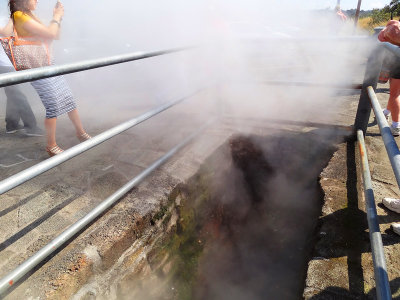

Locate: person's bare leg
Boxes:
[67,109,86,136]
[389,78,400,122]
[387,79,395,114]
[44,117,57,148]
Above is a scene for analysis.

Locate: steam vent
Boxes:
[1,2,400,300]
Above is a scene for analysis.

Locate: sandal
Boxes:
[77,132,92,142]
[46,145,64,157]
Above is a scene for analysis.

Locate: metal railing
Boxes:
[0,46,191,88]
[0,35,381,297]
[0,119,213,295]
[367,87,400,188]
[353,42,397,300]
[0,46,209,296]
[0,88,204,195]
[382,42,400,58]
[357,130,392,300]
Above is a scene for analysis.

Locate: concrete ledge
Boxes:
[2,125,230,299]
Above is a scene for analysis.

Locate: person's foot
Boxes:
[23,126,44,137]
[6,124,24,134]
[46,145,64,157]
[392,223,400,236]
[382,198,400,213]
[390,125,400,137]
[77,132,92,142]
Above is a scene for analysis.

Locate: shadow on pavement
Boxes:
[308,277,400,299]
[0,191,84,252]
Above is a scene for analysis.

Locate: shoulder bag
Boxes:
[0,28,51,71]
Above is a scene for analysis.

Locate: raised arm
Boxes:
[0,19,13,37]
[21,2,64,40]
[378,20,400,47]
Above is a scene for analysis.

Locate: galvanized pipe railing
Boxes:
[241,36,370,43]
[258,80,362,90]
[0,119,213,296]
[0,89,204,195]
[382,42,400,58]
[0,46,191,88]
[0,37,370,89]
[367,86,400,189]
[357,130,392,300]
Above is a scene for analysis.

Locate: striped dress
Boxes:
[31,75,77,119]
[12,11,77,119]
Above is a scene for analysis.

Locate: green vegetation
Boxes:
[355,1,400,30]
[162,198,205,300]
[153,205,168,221]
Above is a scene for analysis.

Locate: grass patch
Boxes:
[358,16,399,32]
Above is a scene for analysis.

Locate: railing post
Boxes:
[354,44,385,135]
[357,130,392,300]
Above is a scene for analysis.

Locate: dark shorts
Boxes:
[391,65,400,79]
[384,51,400,79]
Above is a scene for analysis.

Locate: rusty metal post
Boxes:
[354,44,384,135]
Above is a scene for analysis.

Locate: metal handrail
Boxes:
[367,86,400,189]
[382,42,400,59]
[0,35,375,297]
[0,119,213,296]
[0,37,369,89]
[257,80,361,89]
[241,36,370,43]
[0,46,192,88]
[357,130,392,300]
[0,88,205,195]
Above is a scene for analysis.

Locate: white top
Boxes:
[0,46,12,67]
[0,15,12,68]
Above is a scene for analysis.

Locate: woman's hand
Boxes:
[22,2,63,40]
[53,2,64,22]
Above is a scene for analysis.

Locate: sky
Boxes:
[0,0,393,19]
[308,0,391,10]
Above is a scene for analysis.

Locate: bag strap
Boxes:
[13,26,19,40]
[11,23,51,65]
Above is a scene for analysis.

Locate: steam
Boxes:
[0,0,371,127]
[0,0,374,298]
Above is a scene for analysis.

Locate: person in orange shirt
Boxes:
[8,0,91,156]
